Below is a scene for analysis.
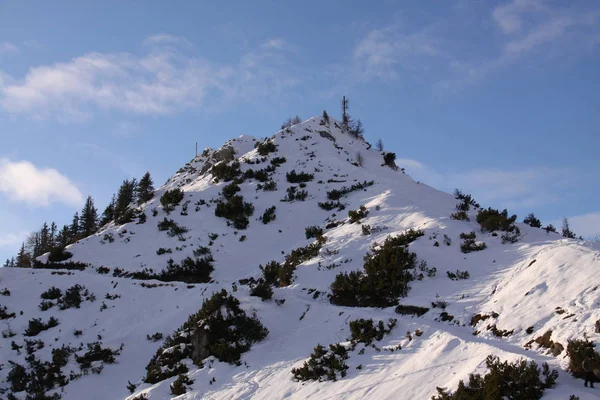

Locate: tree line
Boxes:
[3,172,155,268]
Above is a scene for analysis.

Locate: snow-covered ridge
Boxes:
[1,115,599,399]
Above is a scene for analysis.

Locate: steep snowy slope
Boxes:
[1,116,600,400]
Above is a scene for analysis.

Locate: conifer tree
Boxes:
[16,243,31,268]
[70,212,80,242]
[375,139,384,151]
[56,225,71,249]
[100,194,116,226]
[79,196,99,237]
[524,213,542,228]
[322,110,330,124]
[136,172,155,205]
[114,179,137,223]
[562,218,577,239]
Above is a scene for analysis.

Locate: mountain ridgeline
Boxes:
[1,114,599,400]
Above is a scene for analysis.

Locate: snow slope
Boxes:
[1,116,600,400]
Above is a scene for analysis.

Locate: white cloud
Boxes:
[0,42,18,54]
[0,159,83,207]
[351,2,600,93]
[143,34,192,48]
[0,35,299,120]
[352,24,443,81]
[0,232,28,247]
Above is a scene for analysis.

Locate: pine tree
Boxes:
[136,172,155,205]
[350,119,364,139]
[56,225,71,248]
[70,212,80,242]
[79,196,99,237]
[322,110,330,124]
[114,179,137,223]
[49,222,57,249]
[523,213,542,228]
[39,222,52,255]
[375,139,384,152]
[341,96,349,131]
[16,243,31,268]
[562,218,577,239]
[100,194,116,226]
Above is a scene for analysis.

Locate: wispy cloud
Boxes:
[563,212,600,238]
[142,34,193,48]
[0,159,83,207]
[0,42,19,55]
[397,157,575,210]
[0,232,28,248]
[350,1,600,93]
[0,35,299,121]
[352,23,444,82]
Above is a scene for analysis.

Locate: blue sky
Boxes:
[1,0,599,261]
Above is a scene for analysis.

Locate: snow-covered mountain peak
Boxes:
[1,114,599,400]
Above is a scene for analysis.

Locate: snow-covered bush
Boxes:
[256,140,277,156]
[330,229,424,307]
[160,188,185,213]
[214,194,255,230]
[348,318,397,346]
[211,161,242,182]
[348,205,369,224]
[157,218,189,237]
[305,225,323,239]
[261,206,277,224]
[143,290,268,384]
[566,338,600,379]
[459,231,487,253]
[432,355,557,400]
[291,344,349,382]
[286,170,314,183]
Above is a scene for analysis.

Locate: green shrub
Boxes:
[261,206,277,224]
[460,231,487,253]
[40,287,62,300]
[305,226,323,239]
[271,157,287,167]
[330,229,424,307]
[432,355,558,400]
[39,300,55,311]
[211,161,241,182]
[156,247,173,255]
[566,338,600,379]
[282,186,308,202]
[395,304,429,316]
[524,213,542,228]
[450,210,469,221]
[58,284,95,310]
[47,247,73,262]
[24,317,59,336]
[157,218,189,237]
[257,179,277,191]
[160,189,185,213]
[349,318,397,346]
[159,256,214,284]
[260,237,326,287]
[318,201,345,211]
[170,374,194,396]
[256,141,277,156]
[348,205,369,223]
[291,344,349,382]
[383,152,397,169]
[476,208,518,233]
[250,280,273,301]
[221,182,241,200]
[326,180,374,201]
[286,170,314,183]
[144,290,268,384]
[447,270,470,280]
[75,341,123,370]
[215,195,254,230]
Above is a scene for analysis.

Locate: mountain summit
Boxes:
[1,115,599,399]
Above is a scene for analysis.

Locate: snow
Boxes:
[2,116,600,399]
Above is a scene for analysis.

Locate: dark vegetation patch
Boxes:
[432,355,557,400]
[330,229,425,307]
[143,290,268,384]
